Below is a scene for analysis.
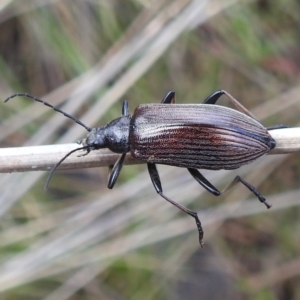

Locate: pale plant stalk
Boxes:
[0,127,298,173]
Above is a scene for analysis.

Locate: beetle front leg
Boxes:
[107,153,126,189]
[77,148,91,157]
[188,168,271,208]
[147,163,204,247]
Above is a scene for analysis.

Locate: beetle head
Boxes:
[80,116,130,153]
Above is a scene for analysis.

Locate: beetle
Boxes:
[4,90,286,247]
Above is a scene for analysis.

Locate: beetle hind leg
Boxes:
[203,90,225,105]
[188,168,271,208]
[147,163,205,247]
[203,90,256,119]
[223,175,271,209]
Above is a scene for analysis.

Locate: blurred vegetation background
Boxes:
[0,0,300,299]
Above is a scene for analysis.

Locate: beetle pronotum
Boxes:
[4,90,287,247]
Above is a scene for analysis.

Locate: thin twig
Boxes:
[269,127,300,154]
[0,144,142,173]
[0,127,298,173]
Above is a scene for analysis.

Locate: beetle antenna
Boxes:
[4,93,92,132]
[45,145,90,189]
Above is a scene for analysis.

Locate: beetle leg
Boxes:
[203,90,224,104]
[188,168,271,209]
[188,168,220,196]
[77,148,91,157]
[107,153,126,189]
[222,175,272,208]
[147,162,205,247]
[161,91,176,104]
[122,100,129,116]
[266,124,289,131]
[205,91,289,136]
[203,90,256,119]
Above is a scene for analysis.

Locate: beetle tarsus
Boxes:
[77,148,91,157]
[191,211,205,248]
[259,196,272,209]
[265,202,272,209]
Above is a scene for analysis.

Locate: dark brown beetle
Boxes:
[4,90,286,247]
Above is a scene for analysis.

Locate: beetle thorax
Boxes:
[81,116,130,153]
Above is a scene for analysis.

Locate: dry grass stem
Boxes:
[0,127,298,173]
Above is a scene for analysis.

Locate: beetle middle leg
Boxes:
[161,91,176,104]
[188,168,271,208]
[147,162,205,247]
